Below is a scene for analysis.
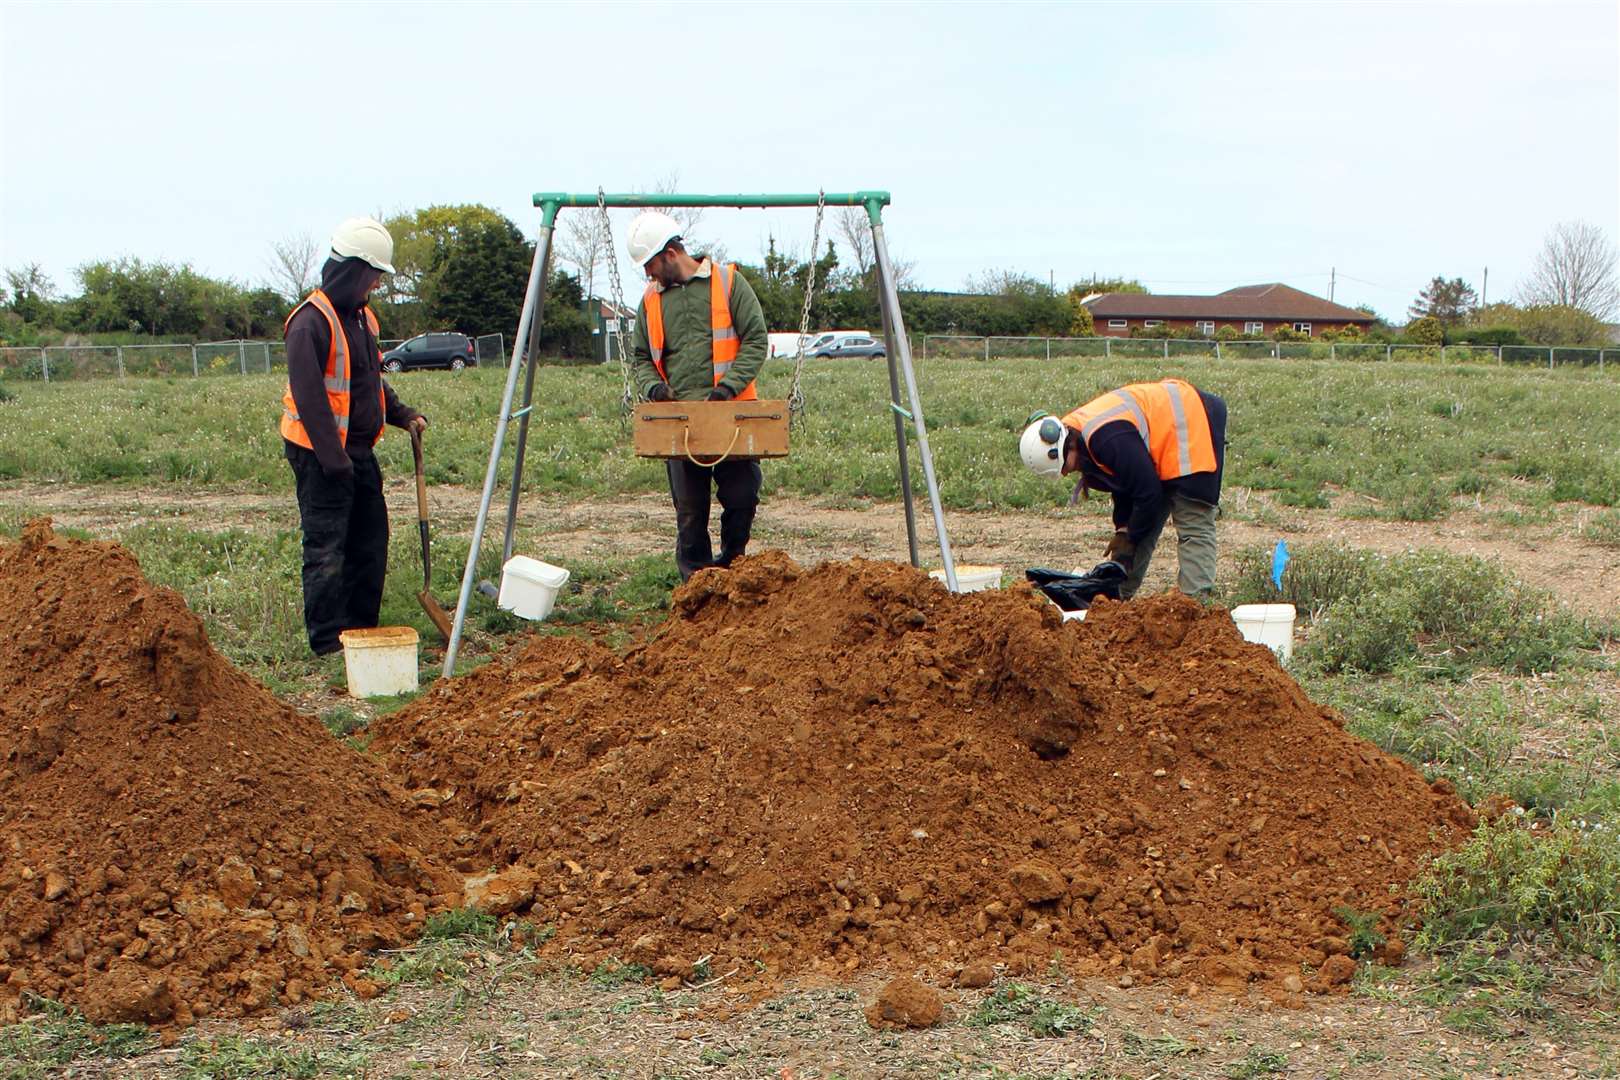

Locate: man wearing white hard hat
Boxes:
[1018,378,1226,600]
[625,211,771,581]
[280,216,427,655]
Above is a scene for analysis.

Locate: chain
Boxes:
[787,189,826,425]
[598,188,636,418]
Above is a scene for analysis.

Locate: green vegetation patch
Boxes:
[0,997,153,1077]
[1230,542,1601,675]
[967,982,1095,1038]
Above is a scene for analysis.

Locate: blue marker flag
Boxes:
[1271,539,1290,591]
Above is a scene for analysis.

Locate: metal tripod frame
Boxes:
[442,190,959,677]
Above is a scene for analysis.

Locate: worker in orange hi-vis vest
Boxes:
[626,211,770,582]
[281,217,427,656]
[1018,378,1228,600]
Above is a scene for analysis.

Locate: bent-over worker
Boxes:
[1019,378,1227,600]
[280,217,427,655]
[627,211,770,581]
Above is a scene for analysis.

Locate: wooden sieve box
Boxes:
[632,399,790,461]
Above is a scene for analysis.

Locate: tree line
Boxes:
[4,209,1613,353]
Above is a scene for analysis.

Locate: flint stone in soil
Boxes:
[462,865,541,916]
[865,976,943,1030]
[1007,859,1066,903]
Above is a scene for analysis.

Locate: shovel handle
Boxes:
[411,427,428,523]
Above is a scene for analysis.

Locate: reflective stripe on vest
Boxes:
[279,289,385,449]
[642,261,756,401]
[1061,378,1216,481]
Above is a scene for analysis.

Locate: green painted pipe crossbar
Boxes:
[532,191,892,226]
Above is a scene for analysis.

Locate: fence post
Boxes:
[1215,341,1222,361]
[1045,338,1050,362]
[1548,348,1554,370]
[1385,344,1392,362]
[983,337,989,362]
[116,346,125,378]
[1331,343,1336,363]
[238,340,246,375]
[1441,345,1448,363]
[190,345,199,377]
[263,344,271,374]
[1162,338,1169,359]
[1497,346,1503,365]
[40,348,49,383]
[1105,338,1112,359]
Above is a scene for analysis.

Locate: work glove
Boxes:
[706,385,736,402]
[647,382,674,402]
[1103,529,1135,570]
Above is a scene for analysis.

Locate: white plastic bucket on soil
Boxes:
[498,556,570,620]
[1060,608,1087,622]
[1230,603,1296,660]
[928,565,1003,593]
[338,626,419,698]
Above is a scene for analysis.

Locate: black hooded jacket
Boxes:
[284,257,420,478]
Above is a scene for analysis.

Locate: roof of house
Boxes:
[1084,284,1374,323]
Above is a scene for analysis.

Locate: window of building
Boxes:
[1144,320,1164,329]
[1244,321,1264,334]
[1195,321,1215,335]
[1108,319,1127,330]
[1293,322,1312,335]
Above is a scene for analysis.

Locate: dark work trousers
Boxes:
[285,442,390,655]
[665,457,763,581]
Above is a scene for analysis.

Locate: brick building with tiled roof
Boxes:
[1083,283,1375,338]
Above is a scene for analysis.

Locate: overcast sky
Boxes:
[2,0,1616,318]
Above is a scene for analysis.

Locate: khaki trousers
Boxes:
[1120,494,1218,600]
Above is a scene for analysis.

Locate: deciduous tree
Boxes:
[1518,221,1618,320]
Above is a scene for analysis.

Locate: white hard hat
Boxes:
[626,211,682,267]
[330,216,395,274]
[1019,414,1068,477]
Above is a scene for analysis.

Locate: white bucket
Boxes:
[498,555,570,620]
[928,564,1003,593]
[1230,603,1296,661]
[338,626,420,698]
[1060,608,1087,622]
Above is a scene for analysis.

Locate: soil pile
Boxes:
[0,521,461,1027]
[373,553,1475,996]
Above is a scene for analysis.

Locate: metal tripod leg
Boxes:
[443,222,553,677]
[871,221,957,590]
[877,285,919,567]
[501,261,551,564]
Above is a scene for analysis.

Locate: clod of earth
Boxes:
[865,975,944,1030]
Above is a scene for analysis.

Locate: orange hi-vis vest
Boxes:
[279,289,386,450]
[1062,378,1217,481]
[642,261,756,401]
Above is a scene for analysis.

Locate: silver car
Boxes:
[809,335,886,359]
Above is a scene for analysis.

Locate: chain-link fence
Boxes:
[0,333,507,383]
[918,335,1615,371]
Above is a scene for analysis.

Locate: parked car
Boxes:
[809,335,886,359]
[381,332,477,372]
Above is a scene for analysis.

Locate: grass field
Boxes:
[1,355,1617,510]
[1,354,1617,1077]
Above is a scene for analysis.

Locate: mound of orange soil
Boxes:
[0,521,461,1027]
[373,552,1473,995]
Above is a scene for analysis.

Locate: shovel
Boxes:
[410,428,455,640]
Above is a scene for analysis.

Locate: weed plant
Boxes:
[967,983,1095,1038]
[1414,817,1620,995]
[0,997,152,1076]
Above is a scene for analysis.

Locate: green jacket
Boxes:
[631,261,768,401]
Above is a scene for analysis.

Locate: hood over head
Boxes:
[319,256,381,312]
